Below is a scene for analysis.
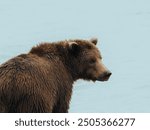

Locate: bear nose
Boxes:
[104,71,112,78]
[97,71,112,81]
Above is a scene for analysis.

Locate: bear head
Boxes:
[68,38,112,82]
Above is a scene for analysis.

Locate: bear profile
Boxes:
[0,38,111,113]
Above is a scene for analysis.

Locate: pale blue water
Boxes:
[0,0,150,112]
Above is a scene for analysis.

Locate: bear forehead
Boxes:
[83,48,102,58]
[71,40,102,58]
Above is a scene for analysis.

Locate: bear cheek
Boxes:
[86,68,99,80]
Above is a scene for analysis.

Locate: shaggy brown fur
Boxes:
[0,38,111,113]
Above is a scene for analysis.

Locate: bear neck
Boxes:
[30,43,79,82]
[55,44,80,82]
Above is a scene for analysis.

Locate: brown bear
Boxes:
[0,38,111,113]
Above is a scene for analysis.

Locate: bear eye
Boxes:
[89,59,96,64]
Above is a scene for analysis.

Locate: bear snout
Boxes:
[97,71,112,81]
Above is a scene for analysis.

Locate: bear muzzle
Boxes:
[97,71,112,81]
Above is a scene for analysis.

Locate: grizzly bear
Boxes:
[0,38,111,113]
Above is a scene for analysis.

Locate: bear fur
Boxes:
[0,38,111,113]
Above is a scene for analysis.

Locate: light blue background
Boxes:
[0,0,150,112]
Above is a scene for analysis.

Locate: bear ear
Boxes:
[69,42,80,54]
[90,38,98,45]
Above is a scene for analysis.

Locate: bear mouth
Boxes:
[97,76,110,81]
